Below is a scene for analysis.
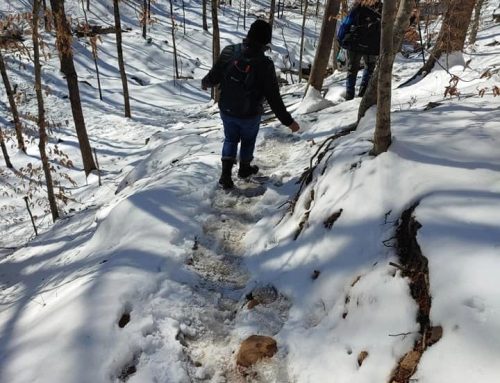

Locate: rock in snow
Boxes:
[236,335,278,368]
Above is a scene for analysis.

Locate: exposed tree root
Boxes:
[323,209,343,229]
[289,124,356,240]
[390,203,442,383]
[293,189,314,240]
[73,25,123,38]
[289,124,357,214]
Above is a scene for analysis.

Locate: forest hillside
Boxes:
[1,1,500,382]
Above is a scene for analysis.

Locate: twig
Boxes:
[389,331,415,337]
[23,196,38,236]
[280,26,294,84]
[93,148,102,187]
[288,124,358,214]
[389,261,406,271]
[383,237,396,247]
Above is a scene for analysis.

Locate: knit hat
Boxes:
[246,19,272,46]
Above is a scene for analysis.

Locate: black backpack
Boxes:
[340,6,381,55]
[219,44,264,117]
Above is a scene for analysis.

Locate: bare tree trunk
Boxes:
[277,0,283,18]
[332,37,340,72]
[358,0,413,121]
[332,0,349,72]
[33,0,59,222]
[142,0,147,39]
[42,0,49,31]
[91,44,103,101]
[418,0,476,75]
[113,0,132,118]
[0,126,12,168]
[202,0,208,31]
[169,0,180,78]
[307,0,341,91]
[211,0,221,102]
[372,0,397,155]
[243,0,247,30]
[468,0,484,45]
[298,0,309,82]
[182,0,186,35]
[0,51,26,153]
[50,0,97,175]
[80,0,103,100]
[87,0,90,11]
[269,0,277,30]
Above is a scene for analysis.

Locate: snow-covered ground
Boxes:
[1,1,500,382]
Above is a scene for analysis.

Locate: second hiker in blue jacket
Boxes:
[340,0,382,100]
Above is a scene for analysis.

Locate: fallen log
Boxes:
[73,24,130,37]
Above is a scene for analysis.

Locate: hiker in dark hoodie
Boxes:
[202,19,300,190]
[342,0,382,100]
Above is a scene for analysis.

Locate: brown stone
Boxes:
[236,335,277,368]
[247,299,260,309]
[357,350,369,366]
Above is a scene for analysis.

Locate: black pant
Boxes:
[346,50,378,98]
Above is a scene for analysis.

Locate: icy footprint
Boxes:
[231,182,267,198]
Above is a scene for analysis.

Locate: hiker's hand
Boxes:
[202,83,208,91]
[288,121,300,133]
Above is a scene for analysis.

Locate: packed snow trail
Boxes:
[169,122,310,382]
[109,118,303,383]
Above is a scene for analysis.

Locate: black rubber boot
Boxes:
[219,159,235,189]
[345,89,355,101]
[358,84,367,97]
[238,162,259,178]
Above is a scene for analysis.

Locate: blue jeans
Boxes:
[220,112,261,162]
[346,50,378,97]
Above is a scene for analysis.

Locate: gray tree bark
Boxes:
[211,0,221,102]
[269,0,277,30]
[202,0,208,31]
[42,0,49,31]
[468,0,484,45]
[372,0,397,155]
[142,0,147,39]
[113,0,132,118]
[169,0,180,78]
[50,0,97,175]
[0,125,12,168]
[80,0,103,100]
[307,0,341,91]
[298,0,309,82]
[33,0,59,222]
[0,51,26,153]
[181,0,186,35]
[243,0,247,30]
